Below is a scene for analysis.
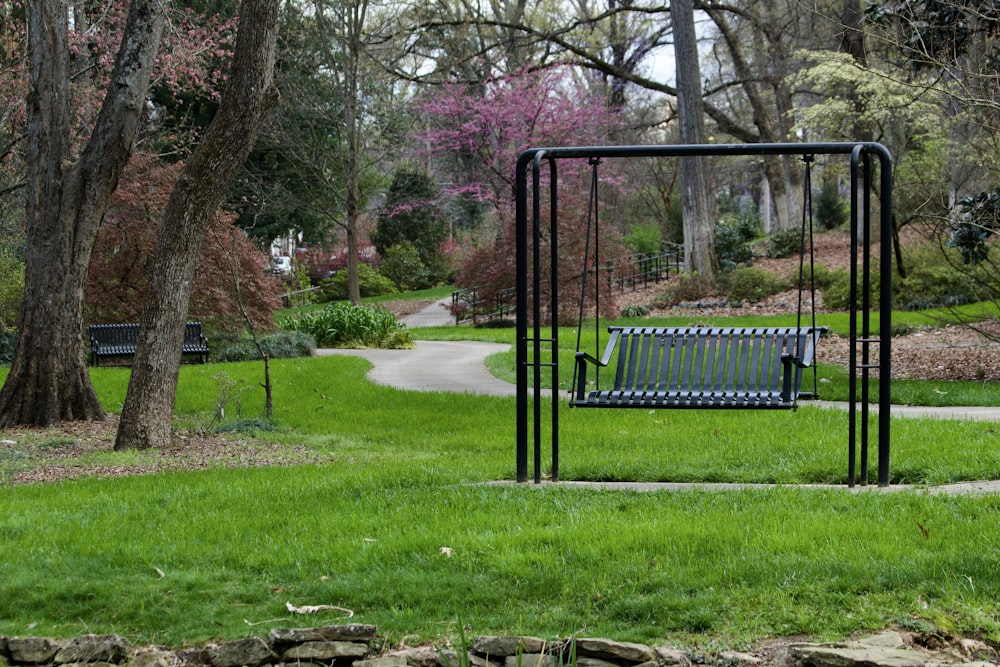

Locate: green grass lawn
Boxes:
[2,320,1000,649]
[0,304,1000,648]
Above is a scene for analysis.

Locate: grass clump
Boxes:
[278,302,413,348]
[213,331,317,362]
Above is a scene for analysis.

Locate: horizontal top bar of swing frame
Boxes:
[517,142,892,166]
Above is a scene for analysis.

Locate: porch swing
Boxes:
[569,155,827,410]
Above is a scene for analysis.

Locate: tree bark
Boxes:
[672,0,716,277]
[344,0,367,305]
[0,0,165,427]
[114,0,280,450]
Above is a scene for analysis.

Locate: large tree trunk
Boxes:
[114,0,279,450]
[0,0,164,427]
[344,0,367,305]
[672,0,716,277]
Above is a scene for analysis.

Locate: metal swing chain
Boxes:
[796,155,821,402]
[571,158,602,398]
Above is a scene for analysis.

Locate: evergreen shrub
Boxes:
[714,213,760,269]
[620,304,650,318]
[380,242,436,291]
[652,272,717,307]
[767,229,803,259]
[213,331,317,362]
[723,266,789,304]
[816,182,848,230]
[319,264,397,302]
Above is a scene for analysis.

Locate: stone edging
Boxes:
[0,627,997,667]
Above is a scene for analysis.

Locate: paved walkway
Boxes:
[318,340,1000,421]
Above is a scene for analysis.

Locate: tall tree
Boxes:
[672,0,716,276]
[115,0,279,450]
[0,0,165,427]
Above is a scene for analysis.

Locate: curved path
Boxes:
[320,291,1000,419]
[317,341,1000,421]
[316,340,516,397]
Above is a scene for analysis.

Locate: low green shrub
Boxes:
[652,272,717,308]
[896,243,989,310]
[767,229,804,259]
[622,222,662,255]
[714,212,760,270]
[380,242,438,292]
[816,181,848,230]
[319,264,397,302]
[215,418,278,434]
[722,266,789,304]
[278,302,413,348]
[473,319,516,329]
[213,331,317,362]
[620,303,650,318]
[821,267,882,311]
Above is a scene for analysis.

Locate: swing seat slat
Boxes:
[572,326,826,409]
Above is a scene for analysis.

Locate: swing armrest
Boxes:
[795,327,828,368]
[573,328,622,402]
[574,351,604,402]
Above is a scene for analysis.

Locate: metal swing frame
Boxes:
[514,143,894,487]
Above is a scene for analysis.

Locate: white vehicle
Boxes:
[271,256,292,275]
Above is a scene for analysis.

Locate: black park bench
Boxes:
[89,322,210,366]
[572,326,826,409]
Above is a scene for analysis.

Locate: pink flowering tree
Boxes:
[416,66,628,323]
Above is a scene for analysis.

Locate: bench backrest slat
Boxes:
[602,326,825,401]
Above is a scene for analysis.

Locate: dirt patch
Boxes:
[0,414,331,486]
[613,231,1000,382]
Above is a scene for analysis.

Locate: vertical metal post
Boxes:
[515,154,530,483]
[550,159,560,482]
[848,149,860,487]
[878,149,893,486]
[860,153,872,485]
[532,156,544,484]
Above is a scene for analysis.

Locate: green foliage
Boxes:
[652,272,718,307]
[787,50,944,142]
[214,418,277,434]
[213,331,317,362]
[380,242,438,291]
[0,252,24,330]
[622,222,662,255]
[286,261,316,308]
[319,264,397,302]
[821,267,882,311]
[714,212,760,270]
[373,169,448,283]
[815,182,848,230]
[278,302,413,348]
[803,263,842,292]
[952,188,1000,264]
[722,267,789,304]
[897,243,990,310]
[620,304,650,318]
[0,328,15,364]
[767,229,804,259]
